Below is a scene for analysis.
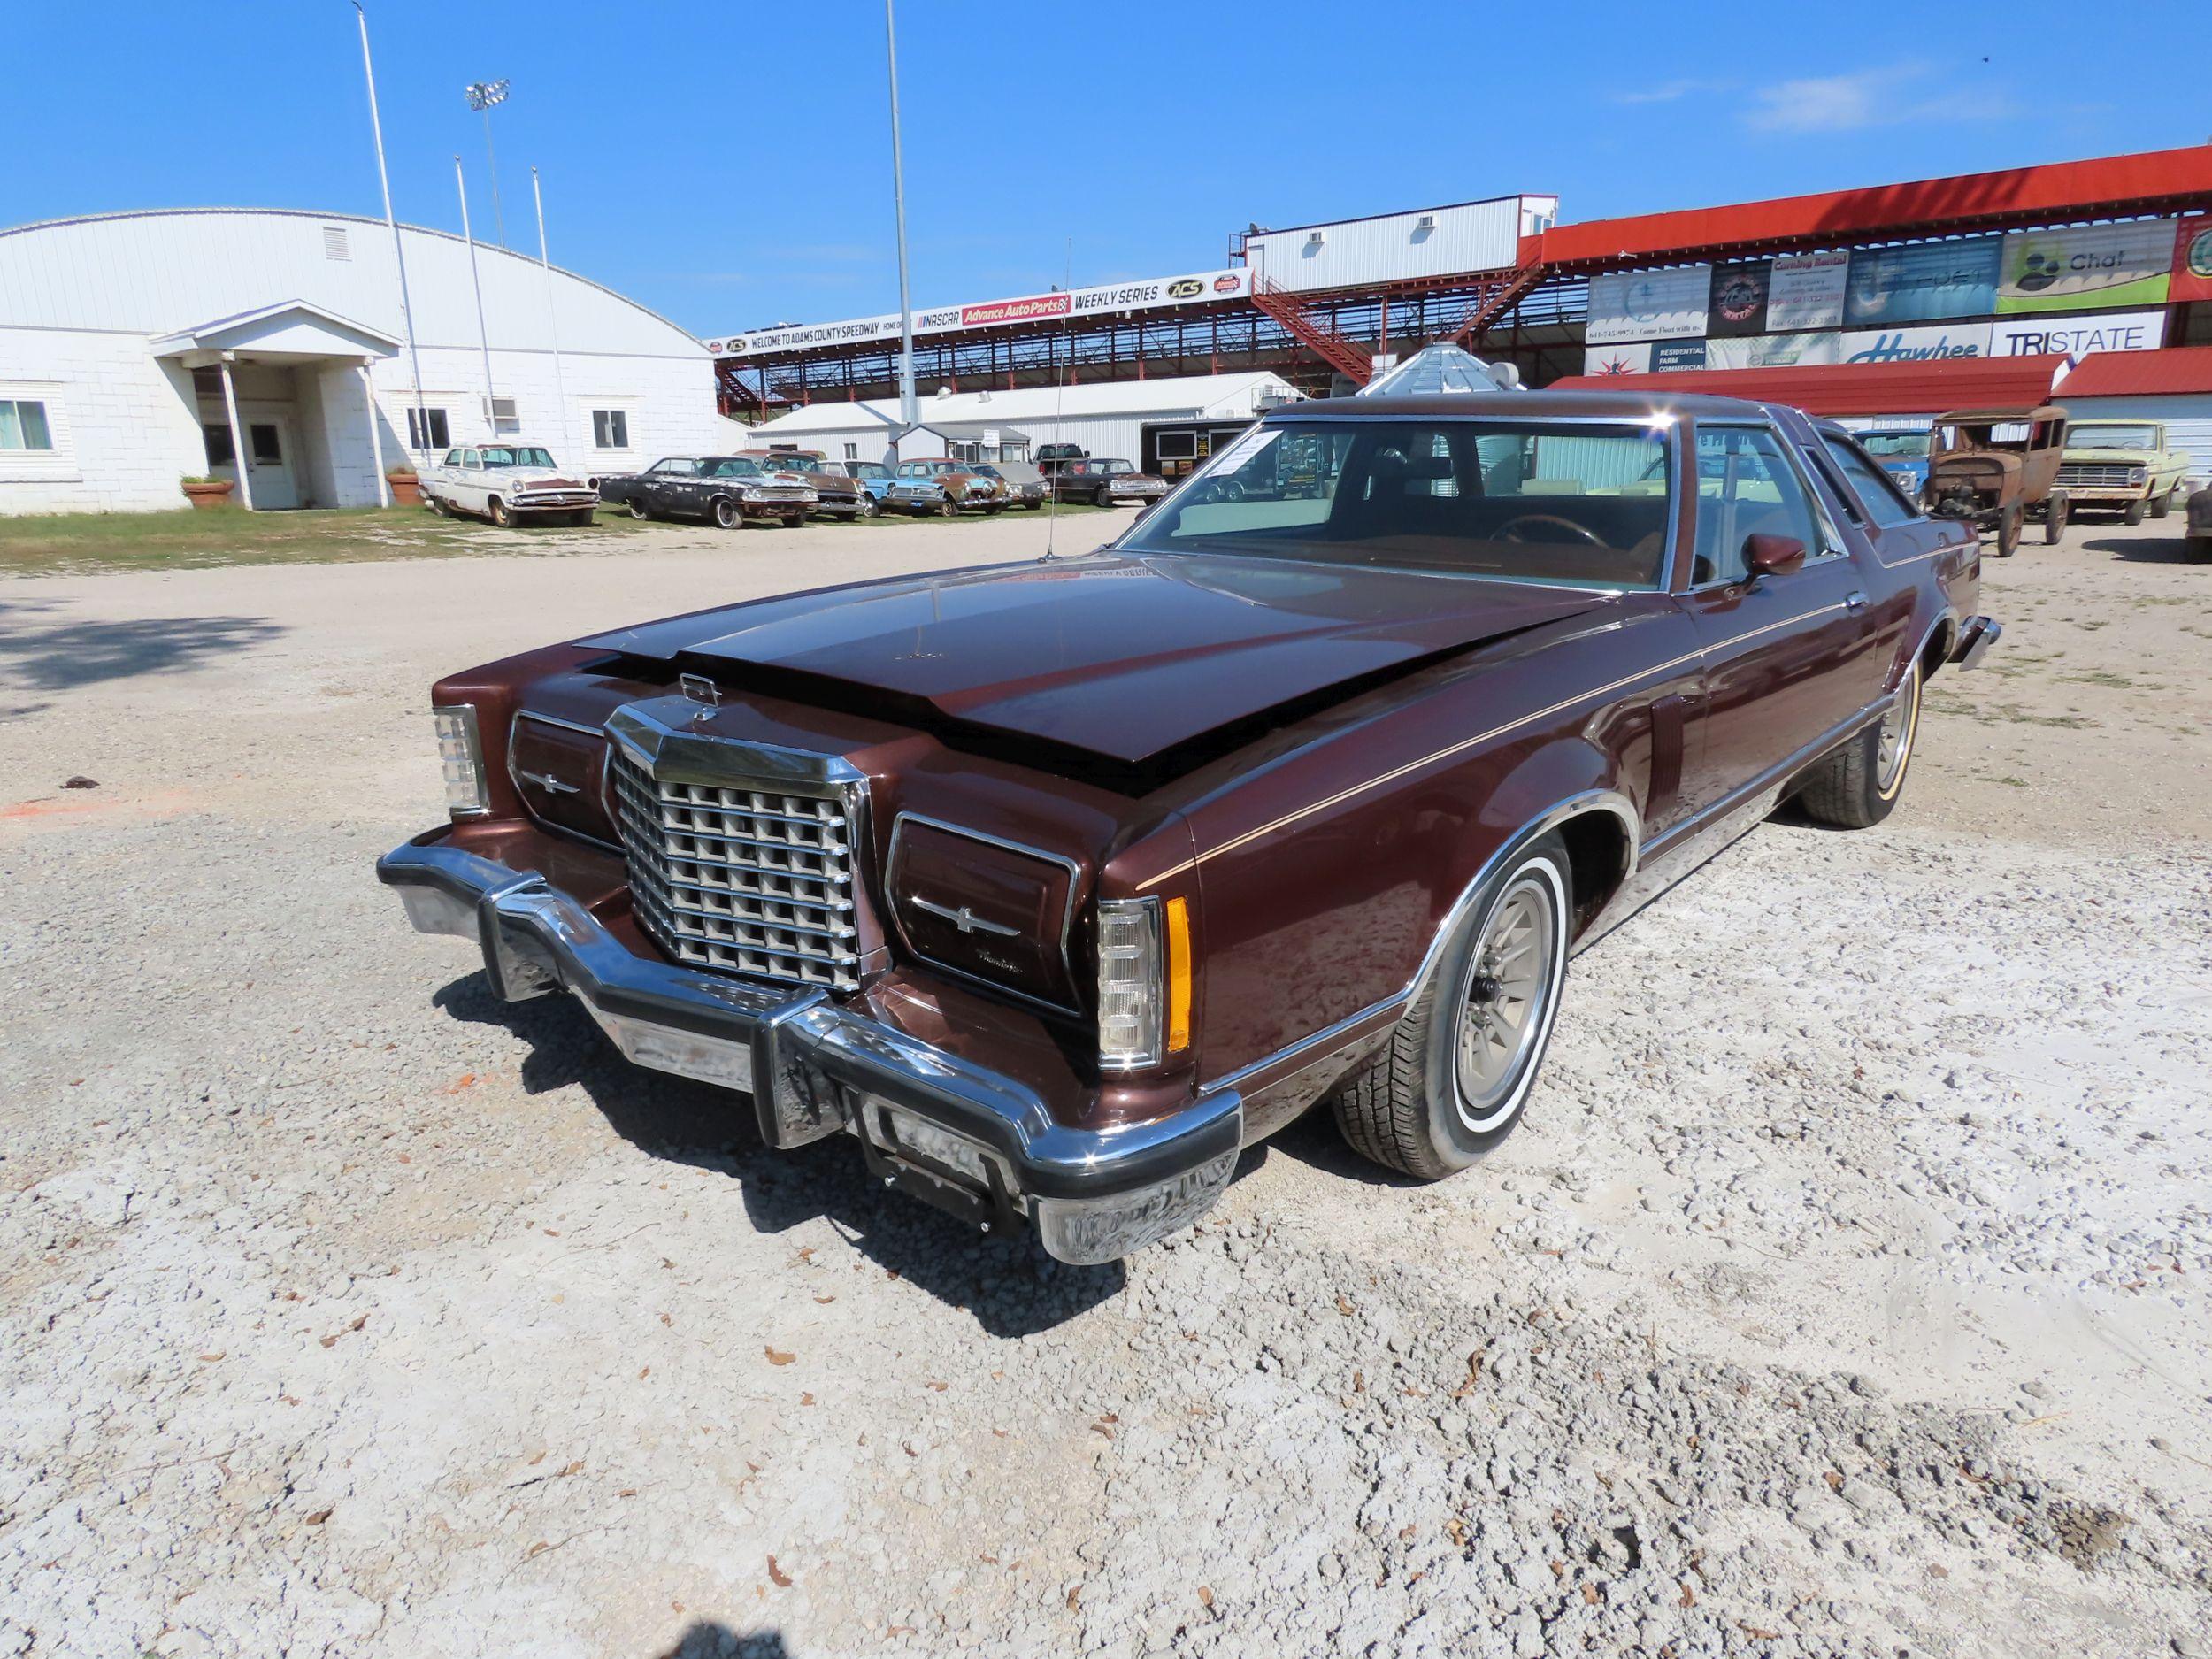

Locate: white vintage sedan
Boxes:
[423,443,599,526]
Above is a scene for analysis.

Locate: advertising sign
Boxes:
[1582,343,1653,375]
[1651,341,1709,371]
[1987,309,2166,359]
[2170,215,2212,303]
[1585,265,1711,343]
[1995,220,2173,314]
[1843,238,2001,326]
[1840,322,1992,364]
[713,268,1248,357]
[1704,333,1841,369]
[1706,263,1772,338]
[1766,250,1849,331]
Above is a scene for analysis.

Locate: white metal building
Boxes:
[0,208,719,514]
[1240,195,1556,294]
[741,372,1302,472]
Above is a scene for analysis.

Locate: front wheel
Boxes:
[488,497,513,528]
[629,497,651,521]
[1094,487,1114,508]
[934,496,957,518]
[1993,503,2021,557]
[2123,497,2147,526]
[712,496,741,531]
[1332,833,1573,1179]
[2149,487,2175,521]
[1799,661,1920,829]
[855,495,879,519]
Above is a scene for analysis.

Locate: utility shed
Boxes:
[741,372,1302,471]
[2049,345,2212,485]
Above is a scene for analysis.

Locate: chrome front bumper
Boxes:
[376,835,1241,1263]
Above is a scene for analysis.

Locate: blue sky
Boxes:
[6,1,2207,339]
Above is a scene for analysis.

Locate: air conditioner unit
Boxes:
[1415,214,1437,231]
[1306,230,1327,247]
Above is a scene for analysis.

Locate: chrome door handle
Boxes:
[1845,590,1870,612]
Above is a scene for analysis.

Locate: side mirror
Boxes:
[1743,533,1807,578]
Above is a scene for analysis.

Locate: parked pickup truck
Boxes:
[1048,457,1170,508]
[378,388,1996,1263]
[2054,419,2193,524]
[595,456,816,528]
[423,443,598,526]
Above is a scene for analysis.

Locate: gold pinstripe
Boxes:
[1140,603,1849,887]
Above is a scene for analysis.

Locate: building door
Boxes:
[240,411,299,510]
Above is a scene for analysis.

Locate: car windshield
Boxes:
[1096,460,1133,474]
[850,463,889,479]
[763,454,821,471]
[1858,431,1930,458]
[969,464,1002,477]
[706,457,765,478]
[2074,423,2159,450]
[479,447,554,468]
[1118,418,1674,590]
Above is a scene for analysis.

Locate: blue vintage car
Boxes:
[844,460,898,506]
[1858,428,1933,503]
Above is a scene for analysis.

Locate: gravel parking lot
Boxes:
[3,510,2208,1658]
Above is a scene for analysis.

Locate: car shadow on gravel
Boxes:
[1260,1107,1431,1188]
[0,603,285,690]
[434,974,1128,1335]
[656,1623,787,1658]
[2077,530,2200,564]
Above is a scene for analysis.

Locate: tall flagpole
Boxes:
[455,155,499,436]
[885,0,917,442]
[353,1,428,459]
[532,166,571,461]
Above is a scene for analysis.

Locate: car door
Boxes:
[455,449,484,514]
[1671,419,1889,821]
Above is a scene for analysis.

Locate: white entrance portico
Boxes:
[150,300,403,510]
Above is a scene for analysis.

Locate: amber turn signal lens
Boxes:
[1164,895,1192,1055]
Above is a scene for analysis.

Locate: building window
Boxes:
[593,409,630,449]
[484,395,519,435]
[406,406,450,450]
[203,423,235,468]
[0,398,54,451]
[842,442,858,460]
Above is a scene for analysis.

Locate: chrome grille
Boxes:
[610,744,861,991]
[2056,463,2137,489]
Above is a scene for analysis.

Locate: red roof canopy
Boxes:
[2055,344,2212,398]
[1528,146,2212,269]
[1546,356,2070,417]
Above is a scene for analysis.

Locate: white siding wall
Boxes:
[1246,197,1529,294]
[0,209,717,515]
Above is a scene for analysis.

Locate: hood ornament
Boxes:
[912,895,1020,937]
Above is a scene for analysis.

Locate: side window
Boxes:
[1690,426,1830,585]
[1819,434,1922,530]
[460,449,480,468]
[441,449,463,468]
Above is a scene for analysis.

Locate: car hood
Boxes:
[2063,447,2162,464]
[577,551,1603,768]
[474,467,589,488]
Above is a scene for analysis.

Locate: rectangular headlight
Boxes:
[1097,897,1163,1070]
[433,705,488,815]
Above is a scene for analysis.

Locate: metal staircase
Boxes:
[1444,265,1548,348]
[1249,275,1378,386]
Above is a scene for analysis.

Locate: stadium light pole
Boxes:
[454,156,499,431]
[884,0,917,439]
[465,79,511,247]
[350,1,430,461]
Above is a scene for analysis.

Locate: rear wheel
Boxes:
[2123,497,2147,526]
[1799,661,1920,829]
[2044,489,2068,546]
[1332,833,1573,1179]
[2149,486,2175,520]
[712,496,741,531]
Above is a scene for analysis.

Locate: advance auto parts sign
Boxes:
[1996,220,2174,314]
[714,270,1247,357]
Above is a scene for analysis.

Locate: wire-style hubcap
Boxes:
[1878,675,1916,793]
[1455,874,1558,1127]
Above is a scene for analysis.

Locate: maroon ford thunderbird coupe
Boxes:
[379,391,1996,1263]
